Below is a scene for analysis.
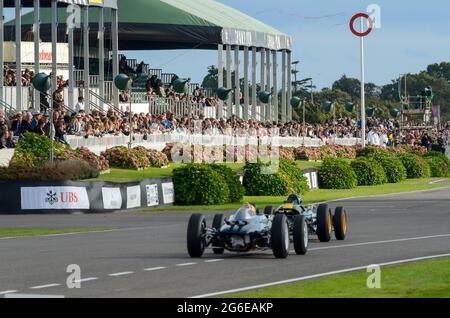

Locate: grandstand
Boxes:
[2,0,293,122]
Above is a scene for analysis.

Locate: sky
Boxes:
[3,0,450,89]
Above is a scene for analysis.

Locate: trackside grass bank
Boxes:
[223,257,450,298]
[0,227,114,238]
[142,178,450,212]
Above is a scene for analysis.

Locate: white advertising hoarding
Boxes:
[3,42,69,65]
[21,187,90,210]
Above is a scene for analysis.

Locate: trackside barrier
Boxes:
[0,178,175,215]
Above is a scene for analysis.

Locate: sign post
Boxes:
[350,13,373,148]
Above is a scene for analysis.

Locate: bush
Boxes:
[319,159,357,189]
[15,132,66,165]
[351,158,387,186]
[173,164,230,206]
[133,146,169,167]
[103,146,150,170]
[243,159,309,196]
[372,153,407,183]
[209,164,244,203]
[55,147,109,172]
[399,153,431,179]
[0,160,99,181]
[296,145,356,161]
[426,151,450,165]
[426,157,448,178]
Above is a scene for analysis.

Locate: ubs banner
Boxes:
[0,178,175,214]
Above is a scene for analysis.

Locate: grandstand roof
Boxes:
[5,0,291,51]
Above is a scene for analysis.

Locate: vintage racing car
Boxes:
[187,203,308,259]
[263,194,348,249]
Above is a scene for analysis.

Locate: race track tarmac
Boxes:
[0,188,449,298]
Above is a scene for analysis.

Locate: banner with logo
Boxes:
[21,187,90,210]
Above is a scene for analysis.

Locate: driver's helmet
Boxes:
[234,204,256,221]
[287,194,303,206]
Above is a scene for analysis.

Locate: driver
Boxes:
[242,203,257,216]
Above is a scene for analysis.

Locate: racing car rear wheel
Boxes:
[187,214,207,258]
[317,204,332,242]
[212,214,225,255]
[272,214,290,259]
[293,215,308,255]
[264,206,275,216]
[333,207,348,240]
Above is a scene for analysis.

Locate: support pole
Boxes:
[67,3,75,110]
[266,50,271,121]
[226,45,232,119]
[243,46,249,121]
[83,6,90,112]
[251,47,257,120]
[34,0,40,110]
[272,50,278,122]
[281,49,287,123]
[234,45,240,118]
[111,8,119,111]
[260,48,266,121]
[51,0,57,102]
[360,18,366,147]
[0,0,4,103]
[217,44,223,119]
[98,7,105,111]
[15,0,22,110]
[287,51,292,121]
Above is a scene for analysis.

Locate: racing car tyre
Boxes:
[317,204,332,242]
[187,214,207,258]
[333,207,348,240]
[212,214,225,255]
[293,215,308,255]
[264,206,275,216]
[272,214,290,259]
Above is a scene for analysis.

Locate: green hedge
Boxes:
[319,159,357,190]
[14,132,66,166]
[400,153,431,179]
[243,159,309,196]
[351,158,387,186]
[371,153,407,183]
[209,164,244,203]
[173,164,230,206]
[426,157,448,177]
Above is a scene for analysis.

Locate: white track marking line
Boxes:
[205,259,225,263]
[176,263,197,267]
[30,284,61,290]
[0,290,18,295]
[144,267,167,271]
[191,253,450,298]
[74,277,98,283]
[307,234,450,252]
[429,179,446,184]
[108,272,134,277]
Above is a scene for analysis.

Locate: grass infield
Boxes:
[223,257,450,298]
[0,227,114,238]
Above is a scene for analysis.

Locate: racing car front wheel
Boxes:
[187,214,207,258]
[317,204,332,242]
[272,214,290,259]
[293,215,308,255]
[333,207,348,240]
[212,214,225,255]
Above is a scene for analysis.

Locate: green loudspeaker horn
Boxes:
[366,107,375,117]
[290,96,303,108]
[322,100,334,113]
[217,87,233,101]
[390,108,401,118]
[345,102,355,112]
[114,74,132,91]
[173,79,189,94]
[32,73,52,93]
[258,91,272,104]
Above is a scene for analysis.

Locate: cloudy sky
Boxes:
[4,0,450,88]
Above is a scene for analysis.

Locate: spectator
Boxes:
[75,96,85,113]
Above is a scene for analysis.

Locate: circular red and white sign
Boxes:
[349,13,373,37]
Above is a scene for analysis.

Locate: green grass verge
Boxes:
[141,178,450,212]
[0,227,114,238]
[223,257,450,298]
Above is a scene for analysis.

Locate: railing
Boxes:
[0,98,16,116]
[148,68,162,78]
[74,70,101,87]
[89,90,122,115]
[161,73,176,85]
[2,86,34,111]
